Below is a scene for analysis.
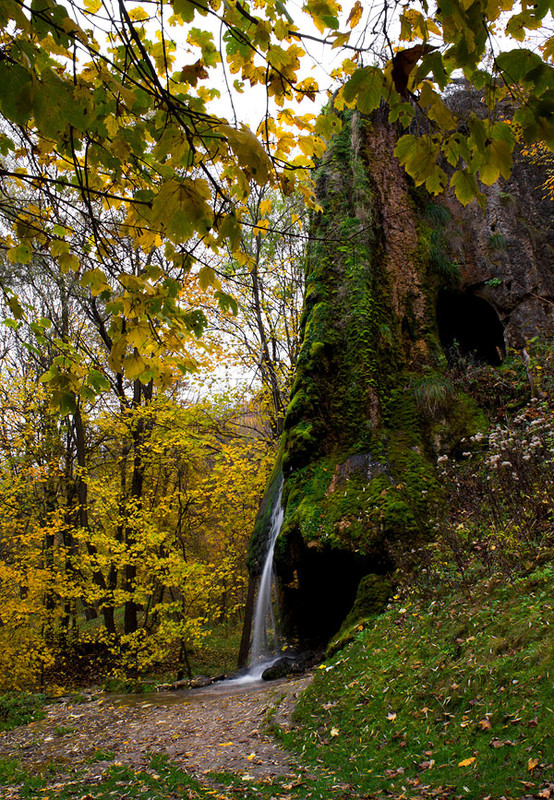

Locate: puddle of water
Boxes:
[102,676,286,709]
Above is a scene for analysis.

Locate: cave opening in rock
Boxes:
[437,289,505,366]
[278,538,388,650]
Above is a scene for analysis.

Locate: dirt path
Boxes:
[0,676,312,784]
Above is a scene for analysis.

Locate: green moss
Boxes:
[283,389,314,430]
[308,340,325,360]
[249,111,497,648]
[282,421,319,471]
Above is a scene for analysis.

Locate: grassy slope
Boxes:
[286,563,553,799]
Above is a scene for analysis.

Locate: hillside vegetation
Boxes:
[287,560,553,799]
[283,347,554,799]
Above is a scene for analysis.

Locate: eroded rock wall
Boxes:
[248,107,554,652]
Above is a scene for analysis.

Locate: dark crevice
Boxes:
[437,290,505,366]
[278,534,387,648]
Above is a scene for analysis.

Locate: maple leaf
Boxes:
[391,45,438,98]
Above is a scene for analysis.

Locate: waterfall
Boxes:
[247,480,284,679]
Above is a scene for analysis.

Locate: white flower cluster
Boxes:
[483,399,553,473]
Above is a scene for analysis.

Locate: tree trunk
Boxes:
[73,403,116,634]
[237,575,257,668]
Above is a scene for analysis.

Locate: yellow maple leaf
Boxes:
[347,0,363,28]
[458,757,476,767]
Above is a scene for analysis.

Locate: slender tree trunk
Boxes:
[237,575,257,668]
[123,378,153,635]
[250,234,285,436]
[73,403,116,634]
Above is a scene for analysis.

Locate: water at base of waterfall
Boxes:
[231,480,285,686]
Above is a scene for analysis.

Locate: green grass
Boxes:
[0,754,336,800]
[0,693,46,731]
[0,756,208,800]
[1,568,552,800]
[283,563,554,799]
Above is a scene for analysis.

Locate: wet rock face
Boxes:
[249,101,553,654]
[440,148,554,350]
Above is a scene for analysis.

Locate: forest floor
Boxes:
[0,676,317,798]
[0,560,552,800]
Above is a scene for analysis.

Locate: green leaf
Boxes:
[0,132,14,155]
[183,309,207,337]
[275,0,294,23]
[415,51,449,90]
[88,369,110,393]
[7,295,24,319]
[217,213,242,252]
[58,391,77,417]
[394,134,443,191]
[220,125,273,186]
[495,49,543,84]
[342,67,384,114]
[451,169,486,208]
[151,178,214,241]
[198,266,220,290]
[39,366,57,384]
[419,82,457,130]
[59,252,80,273]
[315,112,343,141]
[172,0,198,23]
[123,354,146,381]
[215,290,239,315]
[7,242,32,265]
[478,139,513,185]
[81,268,110,296]
[0,62,33,125]
[514,93,554,149]
[0,0,30,29]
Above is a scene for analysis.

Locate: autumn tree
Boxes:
[0,219,276,686]
[0,0,552,402]
[0,348,276,688]
[205,186,307,435]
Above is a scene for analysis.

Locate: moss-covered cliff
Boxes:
[248,105,554,653]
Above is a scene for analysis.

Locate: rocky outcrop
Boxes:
[248,101,554,653]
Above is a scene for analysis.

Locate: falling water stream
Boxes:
[246,478,284,679]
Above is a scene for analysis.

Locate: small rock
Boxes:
[262,657,302,681]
